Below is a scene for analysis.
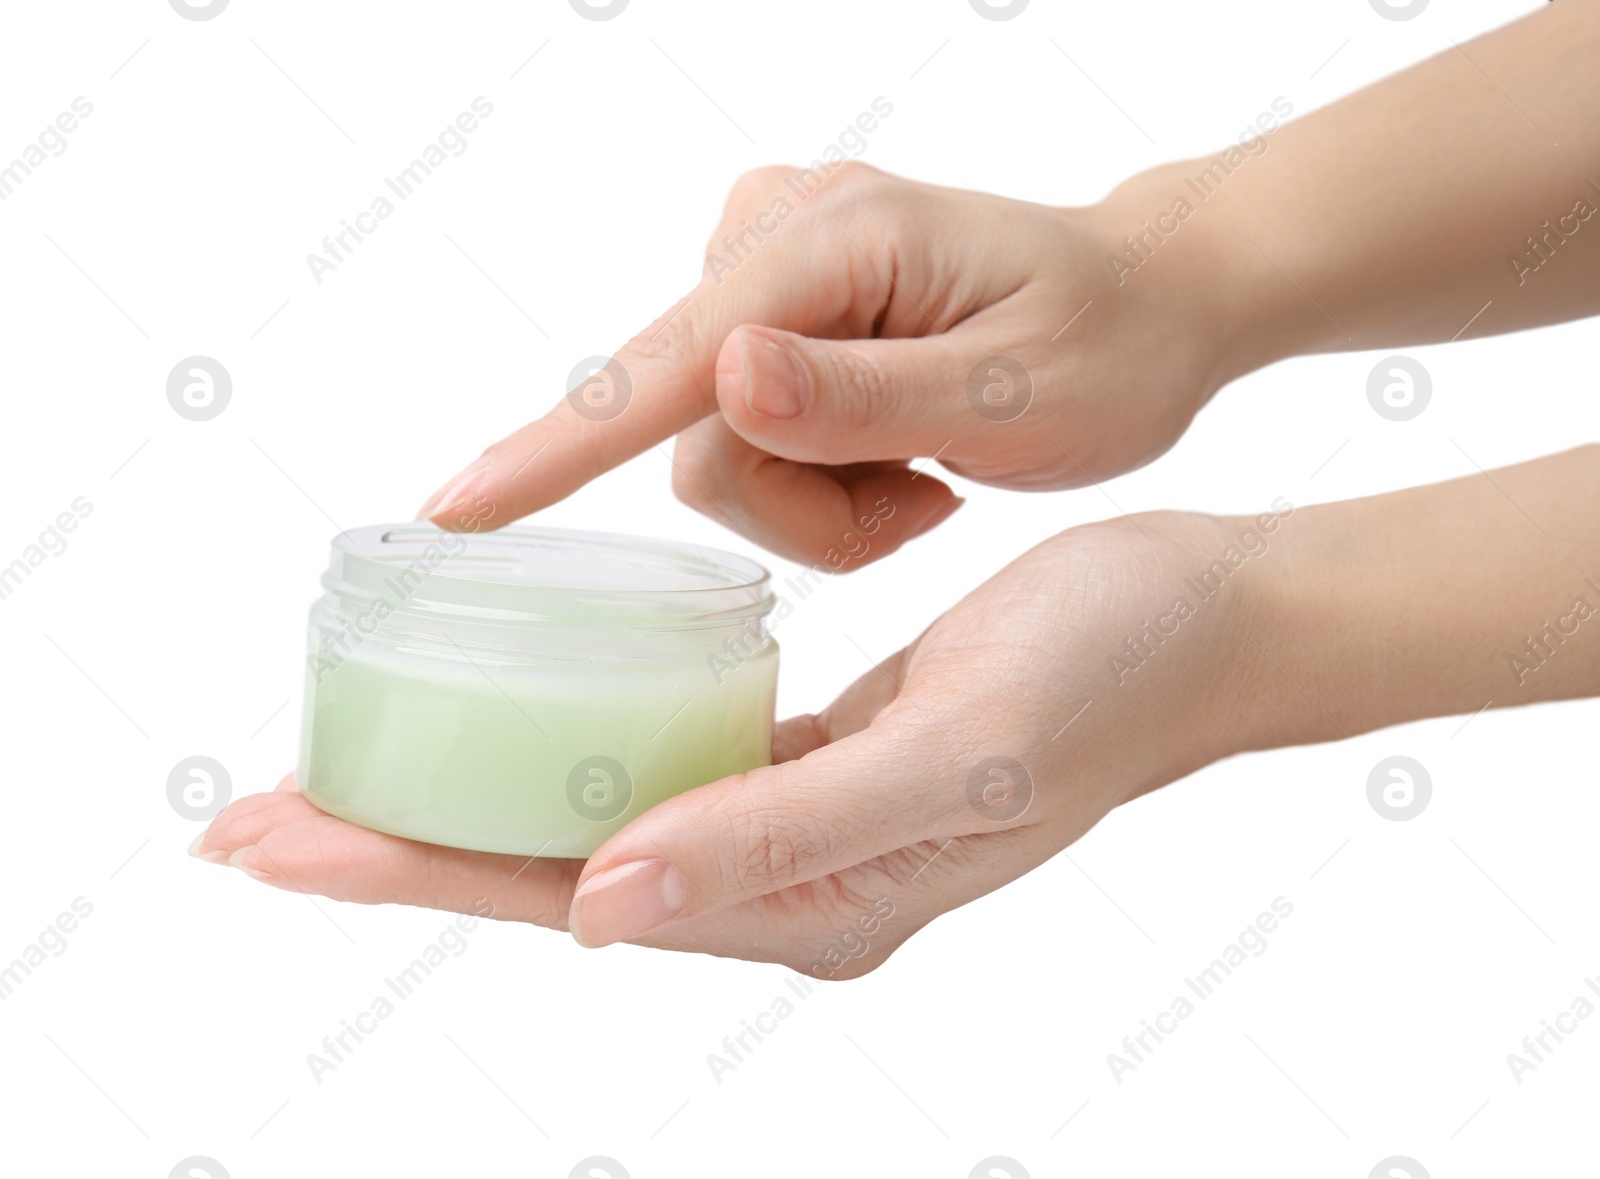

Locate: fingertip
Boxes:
[908,491,966,542]
[715,325,748,382]
[228,845,276,883]
[567,857,686,949]
[713,327,751,424]
[187,831,230,865]
[716,325,811,424]
[417,455,492,525]
[825,467,964,569]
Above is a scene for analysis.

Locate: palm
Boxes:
[198,513,1247,973]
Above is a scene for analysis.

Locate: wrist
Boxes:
[1222,445,1600,755]
[1106,507,1303,778]
[1087,159,1311,404]
[1218,495,1364,756]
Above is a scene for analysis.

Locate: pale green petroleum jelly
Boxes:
[297,524,778,857]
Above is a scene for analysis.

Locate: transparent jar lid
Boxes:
[322,523,775,633]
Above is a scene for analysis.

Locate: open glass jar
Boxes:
[297,524,778,857]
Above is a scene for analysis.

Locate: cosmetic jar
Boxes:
[297,524,778,857]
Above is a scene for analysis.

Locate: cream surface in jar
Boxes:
[297,525,778,857]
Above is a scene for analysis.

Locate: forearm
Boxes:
[1230,444,1600,753]
[1100,1,1600,383]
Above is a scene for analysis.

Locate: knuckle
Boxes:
[620,298,702,368]
[207,791,293,843]
[720,165,798,220]
[803,159,885,213]
[707,164,813,270]
[729,803,836,893]
[732,164,795,194]
[834,349,898,430]
[826,158,877,186]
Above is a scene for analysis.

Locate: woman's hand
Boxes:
[417,163,1250,568]
[194,445,1600,973]
[417,2,1600,574]
[194,510,1270,976]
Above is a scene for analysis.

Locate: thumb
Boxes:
[565,717,962,949]
[715,325,983,465]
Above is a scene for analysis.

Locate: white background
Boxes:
[1,0,1596,1175]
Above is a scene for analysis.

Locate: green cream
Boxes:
[296,524,779,858]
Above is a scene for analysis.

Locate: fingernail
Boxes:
[188,832,230,865]
[417,455,492,522]
[741,329,809,420]
[908,495,966,541]
[228,846,272,881]
[569,858,685,948]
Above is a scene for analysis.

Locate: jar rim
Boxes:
[323,523,775,631]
